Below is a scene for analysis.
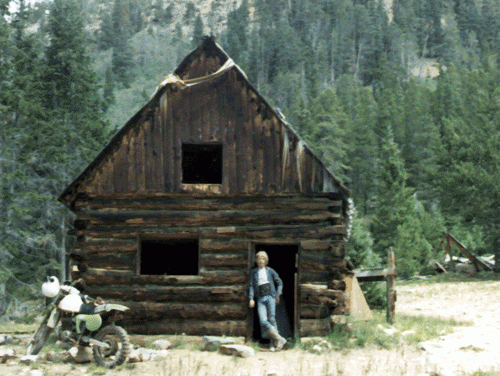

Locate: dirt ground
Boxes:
[1,277,500,376]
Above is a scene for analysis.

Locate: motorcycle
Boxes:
[26,276,131,367]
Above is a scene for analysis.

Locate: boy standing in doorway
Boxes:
[248,251,287,351]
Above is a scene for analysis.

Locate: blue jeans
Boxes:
[257,295,277,333]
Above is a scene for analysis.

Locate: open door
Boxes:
[251,244,299,342]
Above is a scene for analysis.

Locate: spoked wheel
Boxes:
[27,322,53,356]
[92,325,130,367]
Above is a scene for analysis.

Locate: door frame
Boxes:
[246,241,301,341]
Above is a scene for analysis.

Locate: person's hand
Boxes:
[249,299,255,308]
[276,296,280,305]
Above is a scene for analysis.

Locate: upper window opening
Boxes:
[182,144,223,184]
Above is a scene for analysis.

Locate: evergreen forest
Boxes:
[1,0,500,316]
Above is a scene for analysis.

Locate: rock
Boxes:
[152,339,172,350]
[330,315,348,326]
[377,324,398,336]
[0,348,17,363]
[219,344,255,358]
[69,346,93,364]
[311,345,324,354]
[202,336,236,351]
[128,347,169,363]
[29,370,43,376]
[128,349,141,363]
[417,342,431,351]
[0,334,14,345]
[318,340,332,350]
[155,350,169,358]
[19,354,38,365]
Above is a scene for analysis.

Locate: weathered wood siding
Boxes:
[71,195,350,335]
[67,68,339,200]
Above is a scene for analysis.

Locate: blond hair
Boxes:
[255,251,269,263]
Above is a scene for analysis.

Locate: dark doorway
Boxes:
[140,239,199,275]
[251,244,299,342]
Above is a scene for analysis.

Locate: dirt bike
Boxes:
[26,277,130,367]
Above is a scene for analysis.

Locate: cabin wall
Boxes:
[71,195,350,336]
[73,69,339,200]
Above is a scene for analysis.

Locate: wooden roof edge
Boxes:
[58,91,164,209]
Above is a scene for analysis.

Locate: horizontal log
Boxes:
[75,196,343,212]
[300,304,332,319]
[79,224,346,240]
[301,240,330,251]
[75,268,247,286]
[300,284,348,300]
[327,279,347,291]
[299,319,331,337]
[83,253,136,270]
[79,210,340,227]
[74,239,137,254]
[199,253,248,267]
[122,319,247,336]
[299,271,333,284]
[199,239,249,253]
[85,285,246,303]
[119,301,246,321]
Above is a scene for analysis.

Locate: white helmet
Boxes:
[42,276,60,298]
[58,294,83,313]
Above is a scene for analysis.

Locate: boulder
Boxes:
[69,346,93,364]
[19,354,38,365]
[0,348,17,363]
[202,336,236,351]
[152,339,172,350]
[0,334,14,345]
[219,344,255,358]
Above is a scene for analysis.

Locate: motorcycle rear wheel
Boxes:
[27,323,53,355]
[92,325,130,367]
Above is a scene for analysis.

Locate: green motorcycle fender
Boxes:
[75,314,103,333]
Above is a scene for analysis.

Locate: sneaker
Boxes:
[269,344,276,352]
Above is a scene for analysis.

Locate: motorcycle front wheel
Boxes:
[26,322,53,355]
[92,325,130,367]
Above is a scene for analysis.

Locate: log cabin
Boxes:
[58,36,353,339]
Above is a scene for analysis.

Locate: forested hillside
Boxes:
[1,0,500,316]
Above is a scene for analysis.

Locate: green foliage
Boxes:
[191,15,204,48]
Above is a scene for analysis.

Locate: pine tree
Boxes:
[370,127,417,257]
[192,14,204,48]
[305,88,350,183]
[111,0,135,88]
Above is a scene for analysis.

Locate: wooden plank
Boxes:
[80,223,346,240]
[199,239,249,253]
[354,268,397,282]
[77,268,246,286]
[75,197,341,211]
[121,301,246,321]
[387,249,396,324]
[85,284,246,303]
[123,319,246,336]
[80,210,338,227]
[299,318,330,337]
[199,253,247,267]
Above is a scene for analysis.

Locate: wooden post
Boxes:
[386,248,396,324]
